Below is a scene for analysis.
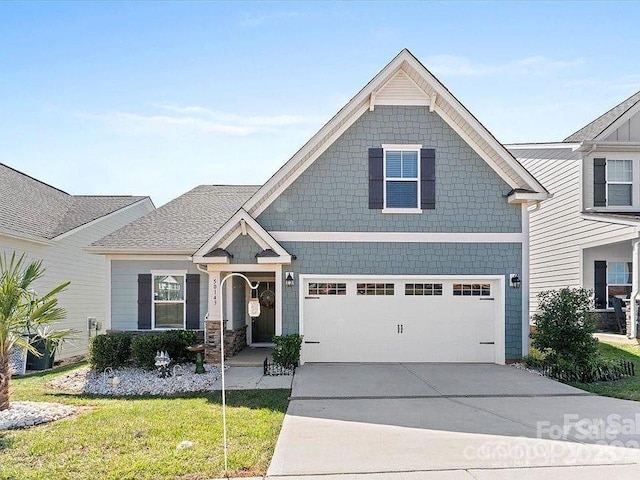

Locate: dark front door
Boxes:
[252,281,276,343]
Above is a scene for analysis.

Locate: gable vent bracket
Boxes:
[240,219,247,236]
[429,92,438,112]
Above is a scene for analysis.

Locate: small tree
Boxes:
[531,288,599,367]
[0,253,70,411]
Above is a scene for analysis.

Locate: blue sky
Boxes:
[1,1,639,205]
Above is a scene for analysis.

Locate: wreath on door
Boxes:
[259,289,276,309]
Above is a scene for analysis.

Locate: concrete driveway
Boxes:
[268,363,640,479]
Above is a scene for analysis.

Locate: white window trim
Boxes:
[382,144,422,212]
[151,270,187,330]
[606,159,633,207]
[606,261,632,308]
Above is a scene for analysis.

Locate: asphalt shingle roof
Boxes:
[564,90,640,142]
[0,163,148,239]
[91,185,260,253]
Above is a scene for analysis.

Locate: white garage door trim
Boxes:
[299,274,506,365]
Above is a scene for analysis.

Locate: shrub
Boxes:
[531,287,599,368]
[272,334,303,368]
[90,333,132,371]
[521,348,546,369]
[130,330,198,369]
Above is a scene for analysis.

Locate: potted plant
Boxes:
[26,325,75,371]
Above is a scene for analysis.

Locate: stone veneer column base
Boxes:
[204,320,247,364]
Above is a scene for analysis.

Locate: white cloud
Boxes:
[563,74,640,93]
[238,10,304,28]
[76,105,326,137]
[424,54,584,77]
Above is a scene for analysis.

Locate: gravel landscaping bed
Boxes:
[46,364,224,396]
[0,401,77,430]
[511,362,544,375]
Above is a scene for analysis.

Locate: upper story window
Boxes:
[384,148,420,210]
[607,159,633,206]
[152,272,186,329]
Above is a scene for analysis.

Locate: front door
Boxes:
[252,281,276,343]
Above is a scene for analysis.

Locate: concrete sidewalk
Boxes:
[211,367,292,390]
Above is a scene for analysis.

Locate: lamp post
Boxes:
[218,273,260,473]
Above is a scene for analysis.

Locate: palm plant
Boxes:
[0,252,70,411]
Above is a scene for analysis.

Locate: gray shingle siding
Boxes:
[257,106,521,233]
[278,241,523,360]
[226,234,262,264]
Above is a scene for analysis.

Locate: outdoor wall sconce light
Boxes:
[510,274,521,289]
[285,272,295,287]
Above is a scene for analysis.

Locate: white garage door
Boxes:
[301,276,503,364]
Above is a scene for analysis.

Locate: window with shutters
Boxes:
[152,271,186,329]
[607,262,632,308]
[606,160,633,206]
[383,146,420,212]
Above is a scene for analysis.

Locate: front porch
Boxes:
[202,268,281,364]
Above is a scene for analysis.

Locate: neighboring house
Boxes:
[0,163,154,359]
[88,49,549,364]
[508,90,640,339]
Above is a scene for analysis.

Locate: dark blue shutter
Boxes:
[594,158,606,207]
[185,274,200,329]
[594,261,607,309]
[420,148,435,210]
[137,274,152,329]
[369,148,384,209]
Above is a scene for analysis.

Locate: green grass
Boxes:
[569,342,640,402]
[0,364,289,479]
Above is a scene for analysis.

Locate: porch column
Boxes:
[204,269,225,363]
[631,239,640,338]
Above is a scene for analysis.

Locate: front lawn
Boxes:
[0,364,289,479]
[569,341,640,402]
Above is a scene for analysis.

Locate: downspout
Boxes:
[196,264,210,341]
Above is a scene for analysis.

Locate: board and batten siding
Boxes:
[110,260,208,331]
[514,148,637,318]
[0,200,153,359]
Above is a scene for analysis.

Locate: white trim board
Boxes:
[270,231,525,243]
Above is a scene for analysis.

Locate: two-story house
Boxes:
[88,49,549,364]
[509,91,640,339]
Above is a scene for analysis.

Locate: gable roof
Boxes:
[89,185,260,254]
[240,49,549,217]
[193,208,291,263]
[564,90,640,142]
[0,163,149,241]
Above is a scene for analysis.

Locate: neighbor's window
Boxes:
[357,283,394,296]
[153,273,185,329]
[453,283,491,296]
[405,283,443,296]
[385,149,419,209]
[607,262,632,307]
[607,159,632,206]
[308,283,346,295]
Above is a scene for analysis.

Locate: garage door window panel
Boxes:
[308,283,346,295]
[453,283,491,296]
[357,283,394,296]
[405,283,443,296]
